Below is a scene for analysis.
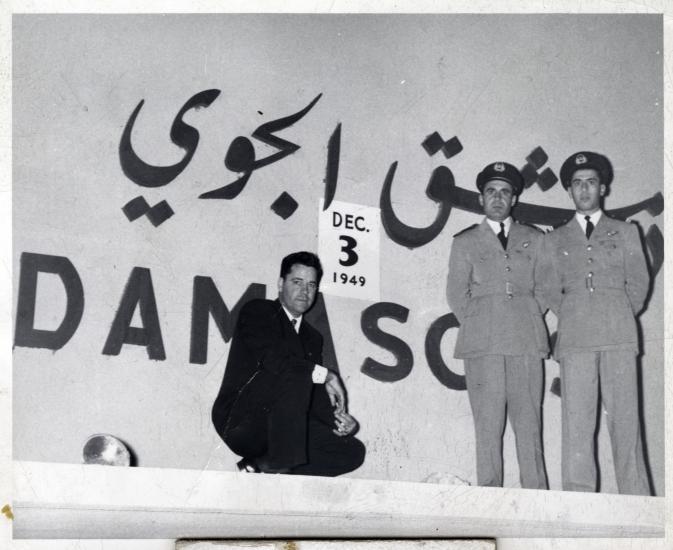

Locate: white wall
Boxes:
[12,14,664,494]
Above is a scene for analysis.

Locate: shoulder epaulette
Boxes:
[603,212,631,225]
[551,217,573,230]
[453,223,479,238]
[515,220,544,234]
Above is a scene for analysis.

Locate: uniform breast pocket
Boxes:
[472,253,498,279]
[598,239,624,266]
[555,247,571,268]
[513,248,533,263]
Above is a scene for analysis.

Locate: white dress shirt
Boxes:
[575,210,602,233]
[486,216,512,236]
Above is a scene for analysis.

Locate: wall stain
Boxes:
[1,504,13,520]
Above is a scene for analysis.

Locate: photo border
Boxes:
[1,1,670,548]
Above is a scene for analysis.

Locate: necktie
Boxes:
[291,318,298,332]
[585,215,594,239]
[497,222,508,250]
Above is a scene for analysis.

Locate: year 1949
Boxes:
[332,273,366,286]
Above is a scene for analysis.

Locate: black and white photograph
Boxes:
[4,3,670,548]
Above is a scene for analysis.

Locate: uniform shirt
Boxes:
[575,210,602,234]
[281,305,328,383]
[486,216,512,237]
[539,212,649,358]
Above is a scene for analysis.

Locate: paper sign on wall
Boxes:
[318,199,380,301]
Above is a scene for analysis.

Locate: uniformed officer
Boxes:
[539,151,651,495]
[447,161,549,489]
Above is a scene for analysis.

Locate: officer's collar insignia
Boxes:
[562,250,569,255]
[575,153,587,165]
[607,230,619,236]
[522,241,530,248]
[494,162,505,172]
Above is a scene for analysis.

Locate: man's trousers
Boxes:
[222,367,365,477]
[560,350,650,495]
[464,354,548,489]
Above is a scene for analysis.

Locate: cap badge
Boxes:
[494,162,505,172]
[575,154,587,165]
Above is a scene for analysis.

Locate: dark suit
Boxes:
[212,298,365,476]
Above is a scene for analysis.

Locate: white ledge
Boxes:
[12,461,664,539]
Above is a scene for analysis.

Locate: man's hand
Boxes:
[325,370,346,413]
[333,411,358,437]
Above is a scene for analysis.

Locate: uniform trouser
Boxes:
[560,350,650,495]
[222,368,365,477]
[464,354,548,489]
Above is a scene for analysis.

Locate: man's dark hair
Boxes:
[280,251,323,282]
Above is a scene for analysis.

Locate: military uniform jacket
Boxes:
[447,219,549,359]
[539,214,649,358]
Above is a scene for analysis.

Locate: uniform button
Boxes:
[507,295,513,300]
[588,271,593,277]
[587,244,592,251]
[504,254,509,259]
[587,258,593,263]
[505,266,511,272]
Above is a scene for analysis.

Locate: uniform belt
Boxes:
[563,273,625,294]
[469,282,533,298]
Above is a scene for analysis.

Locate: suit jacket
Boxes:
[539,214,649,358]
[447,219,549,359]
[211,298,324,435]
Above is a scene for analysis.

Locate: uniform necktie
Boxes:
[585,215,594,239]
[291,318,298,332]
[497,222,508,250]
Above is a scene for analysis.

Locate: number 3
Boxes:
[338,235,358,266]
